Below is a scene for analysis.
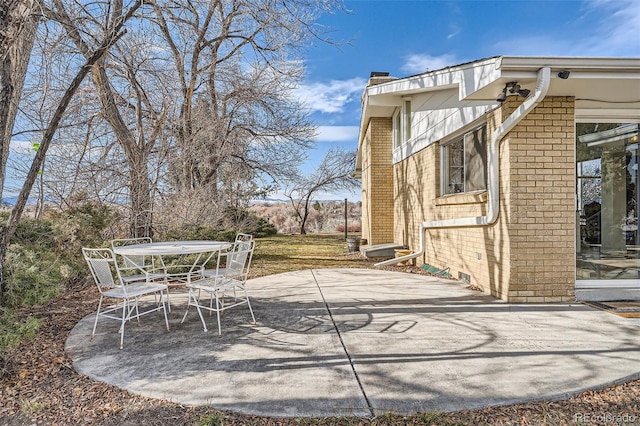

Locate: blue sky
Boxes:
[300,0,640,201]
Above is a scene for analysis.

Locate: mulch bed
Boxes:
[1,268,639,425]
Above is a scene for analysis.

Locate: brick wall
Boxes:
[361,117,394,245]
[501,96,576,302]
[393,96,576,302]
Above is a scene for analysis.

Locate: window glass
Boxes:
[576,123,639,281]
[446,139,464,193]
[441,125,487,195]
[464,126,487,192]
[404,99,412,141]
[392,100,412,149]
[393,109,401,149]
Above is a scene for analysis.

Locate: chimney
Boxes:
[367,71,395,87]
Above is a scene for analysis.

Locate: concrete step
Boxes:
[359,243,405,258]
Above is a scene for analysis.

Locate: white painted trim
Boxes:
[576,279,640,289]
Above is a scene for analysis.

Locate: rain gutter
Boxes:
[375,66,552,267]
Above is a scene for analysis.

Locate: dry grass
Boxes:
[0,233,639,425]
[250,233,371,277]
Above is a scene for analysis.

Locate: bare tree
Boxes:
[284,147,358,234]
[40,0,173,237]
[0,0,143,303]
[151,0,341,219]
[32,0,345,237]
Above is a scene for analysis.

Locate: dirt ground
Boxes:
[1,253,639,425]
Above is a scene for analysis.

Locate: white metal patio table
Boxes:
[112,240,232,309]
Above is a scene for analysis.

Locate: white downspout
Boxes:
[376,66,552,267]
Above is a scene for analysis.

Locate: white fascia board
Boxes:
[576,109,640,122]
[365,56,640,110]
[498,56,640,71]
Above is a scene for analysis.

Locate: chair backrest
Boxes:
[235,233,253,243]
[111,237,153,269]
[223,239,255,280]
[83,248,119,291]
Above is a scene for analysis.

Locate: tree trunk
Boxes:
[0,4,37,200]
[299,196,311,235]
[129,159,153,238]
[0,54,14,199]
[90,63,154,238]
[0,4,38,303]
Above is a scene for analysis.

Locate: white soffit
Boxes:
[365,56,640,107]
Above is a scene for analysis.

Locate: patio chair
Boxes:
[200,233,253,279]
[83,247,170,349]
[234,233,253,243]
[111,237,167,283]
[111,237,176,310]
[181,240,256,335]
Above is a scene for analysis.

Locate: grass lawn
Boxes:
[250,233,370,277]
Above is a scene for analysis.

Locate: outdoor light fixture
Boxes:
[558,70,571,79]
[517,88,531,97]
[496,81,530,103]
[509,83,531,98]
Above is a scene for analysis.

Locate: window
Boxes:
[393,109,402,148]
[441,125,487,195]
[392,98,412,149]
[576,123,639,281]
[403,99,412,141]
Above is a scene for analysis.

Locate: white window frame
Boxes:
[392,97,412,149]
[403,98,412,142]
[393,108,402,149]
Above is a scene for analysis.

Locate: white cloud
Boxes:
[447,24,461,40]
[493,0,640,57]
[400,53,459,75]
[315,126,359,142]
[297,78,367,114]
[584,0,640,55]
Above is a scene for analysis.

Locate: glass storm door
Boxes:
[576,123,639,282]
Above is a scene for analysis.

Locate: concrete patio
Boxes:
[65,268,640,418]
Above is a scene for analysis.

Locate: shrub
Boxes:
[251,217,277,238]
[2,244,65,307]
[2,202,114,308]
[0,309,40,376]
[161,226,237,242]
[160,213,277,241]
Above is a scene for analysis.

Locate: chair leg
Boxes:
[119,300,127,350]
[166,286,172,313]
[161,291,170,332]
[182,288,209,332]
[91,296,104,340]
[134,297,141,325]
[244,288,257,325]
[180,290,193,324]
[215,294,222,336]
[194,294,208,333]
